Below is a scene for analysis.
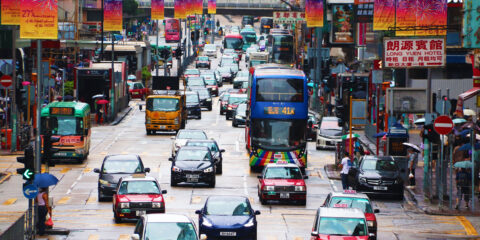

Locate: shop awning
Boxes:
[455,87,480,117]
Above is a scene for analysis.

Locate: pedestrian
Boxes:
[407,147,418,188]
[455,168,471,210]
[339,152,351,190]
[36,187,51,235]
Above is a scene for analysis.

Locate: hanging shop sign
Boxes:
[273,11,306,24]
[383,38,445,68]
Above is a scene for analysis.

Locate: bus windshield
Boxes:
[242,33,256,44]
[256,78,303,102]
[251,119,306,150]
[42,116,83,136]
[146,98,179,112]
[224,38,243,50]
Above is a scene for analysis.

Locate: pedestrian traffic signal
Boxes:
[17,145,35,181]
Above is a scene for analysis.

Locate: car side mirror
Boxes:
[168,157,174,161]
[131,233,140,240]
[139,104,142,110]
[162,190,167,194]
[374,209,380,213]
[200,234,207,240]
[304,175,309,179]
[195,209,202,214]
[220,149,225,153]
[254,210,261,215]
[257,175,262,179]
[311,231,319,237]
[94,168,100,173]
[145,168,151,173]
[368,233,376,240]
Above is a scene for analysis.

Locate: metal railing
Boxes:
[0,213,25,240]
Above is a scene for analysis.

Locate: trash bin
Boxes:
[1,129,12,150]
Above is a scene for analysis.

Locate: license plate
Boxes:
[373,186,388,191]
[220,232,236,236]
[186,174,199,179]
[136,210,146,216]
[187,178,199,183]
[280,193,290,198]
[159,126,166,129]
[54,152,67,156]
[133,92,139,94]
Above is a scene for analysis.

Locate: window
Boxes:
[178,131,207,139]
[102,160,142,174]
[176,149,211,161]
[361,159,398,171]
[42,116,82,136]
[329,197,373,213]
[256,78,303,102]
[118,181,160,195]
[252,119,306,150]
[317,217,367,236]
[264,167,303,179]
[144,222,198,240]
[206,198,251,216]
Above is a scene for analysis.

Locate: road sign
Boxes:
[0,75,12,88]
[434,115,454,135]
[23,168,34,180]
[435,100,451,115]
[23,184,38,199]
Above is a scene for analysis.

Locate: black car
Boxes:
[185,139,225,174]
[190,87,213,111]
[349,156,405,200]
[169,146,216,187]
[232,103,247,127]
[216,67,234,83]
[94,154,150,201]
[185,91,202,119]
[225,94,247,120]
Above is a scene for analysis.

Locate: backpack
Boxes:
[457,171,469,187]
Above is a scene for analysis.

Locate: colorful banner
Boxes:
[151,0,164,20]
[331,4,354,43]
[20,0,58,39]
[306,0,323,27]
[1,0,20,25]
[415,0,447,36]
[208,0,216,14]
[196,0,203,15]
[174,0,184,19]
[463,0,480,48]
[185,0,192,16]
[104,0,122,31]
[373,0,395,31]
[395,0,416,36]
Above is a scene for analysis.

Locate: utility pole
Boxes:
[111,34,115,122]
[211,14,215,44]
[11,26,17,152]
[33,39,43,239]
[156,20,159,77]
[100,0,105,61]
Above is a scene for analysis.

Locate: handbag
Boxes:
[45,213,54,228]
[409,173,414,179]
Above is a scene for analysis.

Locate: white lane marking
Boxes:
[243,175,248,196]
[330,180,338,192]
[235,140,240,152]
[215,113,219,125]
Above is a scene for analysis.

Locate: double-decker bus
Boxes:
[41,101,91,162]
[245,67,308,172]
[269,33,295,67]
[165,18,181,43]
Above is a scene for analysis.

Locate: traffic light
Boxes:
[175,47,182,59]
[191,31,195,41]
[42,130,60,167]
[422,124,440,144]
[17,145,34,181]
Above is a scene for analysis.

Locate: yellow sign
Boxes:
[20,0,58,39]
[1,0,20,25]
[264,107,295,115]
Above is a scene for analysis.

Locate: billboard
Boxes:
[384,38,445,68]
[305,0,323,27]
[104,0,122,32]
[387,88,427,114]
[1,0,20,25]
[151,0,164,20]
[273,11,306,24]
[208,0,216,14]
[373,0,395,31]
[463,0,480,48]
[331,4,354,44]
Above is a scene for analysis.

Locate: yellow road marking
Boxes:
[118,234,130,240]
[88,234,99,240]
[83,168,92,173]
[165,196,175,202]
[57,196,71,205]
[191,196,202,204]
[456,216,479,235]
[100,152,107,155]
[266,236,278,240]
[0,172,12,184]
[121,151,128,154]
[60,167,71,174]
[2,198,16,205]
[86,197,96,204]
[294,237,304,240]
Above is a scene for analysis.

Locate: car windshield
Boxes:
[144,222,198,240]
[321,120,341,130]
[228,96,246,104]
[102,160,142,174]
[178,131,207,139]
[317,217,367,236]
[241,81,249,88]
[133,83,144,89]
[202,74,215,80]
[218,67,232,73]
[187,79,205,86]
[224,38,243,50]
[224,49,235,54]
[206,197,251,216]
[42,116,82,136]
[186,94,199,104]
[329,197,373,213]
[256,78,304,102]
[204,78,216,85]
[198,56,209,61]
[186,142,219,153]
[362,159,398,171]
[118,180,160,195]
[237,71,249,77]
[221,93,230,101]
[146,98,179,112]
[242,33,257,44]
[264,167,303,179]
[205,45,216,51]
[185,69,200,75]
[236,104,247,113]
[176,149,211,161]
[195,89,210,98]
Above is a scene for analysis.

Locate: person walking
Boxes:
[455,168,471,210]
[36,187,51,235]
[339,152,352,190]
[407,148,418,188]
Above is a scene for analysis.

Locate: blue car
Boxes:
[195,195,260,239]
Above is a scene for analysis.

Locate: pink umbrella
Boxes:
[96,99,109,105]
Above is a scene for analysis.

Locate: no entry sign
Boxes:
[434,115,453,135]
[0,75,12,88]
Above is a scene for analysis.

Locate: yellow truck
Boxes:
[145,90,187,135]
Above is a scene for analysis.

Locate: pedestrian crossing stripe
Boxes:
[57,196,70,204]
[2,198,16,205]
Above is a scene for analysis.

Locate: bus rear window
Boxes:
[256,78,303,102]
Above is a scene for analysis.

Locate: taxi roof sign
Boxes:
[276,160,288,164]
[132,173,147,178]
[333,203,349,208]
[343,190,357,194]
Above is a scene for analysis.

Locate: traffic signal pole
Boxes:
[156,20,159,77]
[11,25,17,152]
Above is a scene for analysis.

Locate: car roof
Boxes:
[145,213,193,223]
[265,162,300,168]
[186,139,216,144]
[363,156,395,161]
[105,154,140,161]
[255,68,305,77]
[322,116,339,121]
[179,146,210,151]
[318,207,366,218]
[207,195,249,202]
[178,129,205,133]
[230,94,247,97]
[329,191,370,200]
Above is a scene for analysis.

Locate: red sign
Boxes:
[434,115,453,135]
[384,38,445,68]
[0,75,13,87]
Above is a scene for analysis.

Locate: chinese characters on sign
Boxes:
[384,38,445,68]
[273,11,305,24]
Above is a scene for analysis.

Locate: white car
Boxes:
[171,129,208,156]
[203,44,217,58]
[132,213,206,240]
[316,116,343,150]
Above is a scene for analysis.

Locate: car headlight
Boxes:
[120,202,129,208]
[367,220,375,227]
[174,117,179,125]
[227,107,233,110]
[244,218,255,227]
[152,202,163,208]
[394,179,401,184]
[202,218,213,227]
[206,99,211,102]
[264,186,274,191]
[203,167,214,173]
[295,186,305,191]
[172,166,182,172]
[75,148,85,154]
[99,179,111,187]
[359,177,366,183]
[235,115,243,120]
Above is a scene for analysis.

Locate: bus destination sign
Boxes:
[264,107,295,115]
[50,107,75,116]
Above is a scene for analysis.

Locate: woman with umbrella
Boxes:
[36,187,52,235]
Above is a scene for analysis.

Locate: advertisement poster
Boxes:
[373,0,395,31]
[463,0,480,48]
[196,0,203,15]
[20,0,58,39]
[104,0,122,32]
[384,38,445,68]
[332,4,354,44]
[208,0,216,14]
[174,0,184,19]
[151,0,164,20]
[416,0,447,36]
[306,0,323,27]
[395,0,416,36]
[1,0,20,25]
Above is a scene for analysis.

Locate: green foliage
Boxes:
[63,80,74,96]
[142,66,152,86]
[123,0,138,16]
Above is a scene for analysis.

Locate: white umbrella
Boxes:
[414,118,425,125]
[464,109,476,116]
[403,143,421,152]
[128,75,137,80]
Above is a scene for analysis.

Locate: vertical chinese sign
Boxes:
[1,0,20,25]
[208,0,216,14]
[151,0,164,20]
[373,0,395,31]
[20,0,58,39]
[305,0,323,27]
[104,0,122,32]
[463,0,480,48]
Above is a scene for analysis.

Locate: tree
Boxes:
[123,0,138,16]
[142,66,152,88]
[63,80,74,96]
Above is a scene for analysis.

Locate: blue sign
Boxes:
[23,184,39,199]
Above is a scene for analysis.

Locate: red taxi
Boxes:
[127,81,148,100]
[257,162,308,205]
[322,190,379,239]
[311,207,374,240]
[113,175,167,223]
